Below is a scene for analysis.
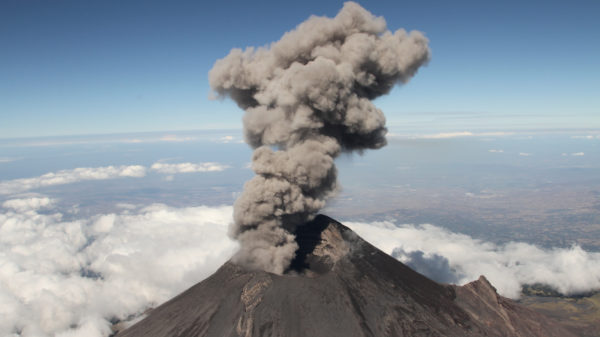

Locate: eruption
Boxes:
[209,2,430,273]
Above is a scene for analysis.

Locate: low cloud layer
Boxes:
[416,131,474,139]
[2,197,54,212]
[345,220,600,299]
[150,162,230,174]
[0,157,21,163]
[388,131,515,140]
[213,135,244,144]
[0,165,146,195]
[0,134,201,147]
[0,162,230,195]
[0,199,236,337]
[571,135,600,140]
[3,193,600,336]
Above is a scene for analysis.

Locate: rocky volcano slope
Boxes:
[117,215,575,337]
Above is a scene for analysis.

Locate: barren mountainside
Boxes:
[117,215,576,337]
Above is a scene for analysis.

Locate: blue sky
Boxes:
[1,0,599,138]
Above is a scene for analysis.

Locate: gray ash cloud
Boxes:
[209,2,430,273]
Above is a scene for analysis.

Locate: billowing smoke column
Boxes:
[209,2,430,274]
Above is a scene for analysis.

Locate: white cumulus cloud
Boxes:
[416,131,474,139]
[571,152,585,156]
[158,135,197,142]
[0,161,231,196]
[388,131,515,140]
[344,220,600,299]
[0,165,147,195]
[120,135,197,144]
[150,162,230,174]
[0,201,236,337]
[2,197,54,212]
[213,135,243,143]
[4,198,600,336]
[0,157,21,163]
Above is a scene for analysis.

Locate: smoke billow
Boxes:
[209,2,430,273]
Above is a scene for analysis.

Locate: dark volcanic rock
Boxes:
[117,215,575,337]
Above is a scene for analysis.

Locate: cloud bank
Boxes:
[571,135,600,140]
[150,162,230,174]
[2,197,54,212]
[0,162,230,195]
[0,157,21,163]
[0,199,236,337]
[387,131,515,140]
[3,199,600,336]
[0,165,147,195]
[345,220,600,299]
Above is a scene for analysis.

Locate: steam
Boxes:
[209,2,430,273]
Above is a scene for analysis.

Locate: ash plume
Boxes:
[209,2,430,273]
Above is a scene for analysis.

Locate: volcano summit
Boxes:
[117,215,574,337]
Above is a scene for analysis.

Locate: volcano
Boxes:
[117,215,575,337]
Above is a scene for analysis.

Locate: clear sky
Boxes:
[1,0,599,138]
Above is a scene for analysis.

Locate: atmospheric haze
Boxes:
[209,1,430,273]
